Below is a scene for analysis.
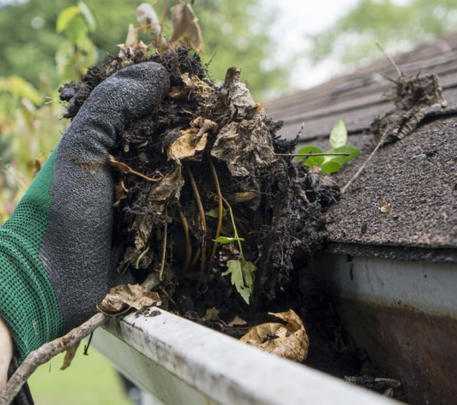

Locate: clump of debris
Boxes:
[59,4,338,364]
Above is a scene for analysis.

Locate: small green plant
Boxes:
[296,120,360,174]
[215,201,256,305]
[55,2,97,81]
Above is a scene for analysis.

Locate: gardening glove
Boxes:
[0,62,170,362]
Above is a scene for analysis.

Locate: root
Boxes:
[178,207,192,271]
[209,159,224,258]
[187,167,207,271]
[108,155,162,183]
[159,219,168,281]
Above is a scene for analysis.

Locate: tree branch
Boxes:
[0,313,106,404]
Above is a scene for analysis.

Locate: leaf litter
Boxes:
[60,35,332,365]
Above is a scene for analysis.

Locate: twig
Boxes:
[108,155,162,183]
[376,41,402,78]
[341,140,382,194]
[178,207,192,271]
[0,274,161,404]
[187,167,207,271]
[159,219,168,281]
[275,152,351,157]
[0,313,107,404]
[209,160,224,258]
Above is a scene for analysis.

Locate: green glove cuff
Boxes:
[0,152,63,361]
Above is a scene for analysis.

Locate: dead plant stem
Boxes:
[178,207,192,271]
[275,152,350,157]
[221,197,244,258]
[341,140,382,194]
[187,167,207,271]
[159,219,168,281]
[209,160,224,258]
[0,313,107,405]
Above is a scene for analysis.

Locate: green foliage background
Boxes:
[0,0,288,221]
[309,0,457,65]
[0,0,287,96]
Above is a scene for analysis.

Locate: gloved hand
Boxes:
[0,62,170,362]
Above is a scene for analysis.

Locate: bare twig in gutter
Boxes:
[0,276,160,404]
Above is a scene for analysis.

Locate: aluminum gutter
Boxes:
[92,308,397,405]
[312,253,457,404]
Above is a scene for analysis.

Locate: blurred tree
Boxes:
[309,0,457,65]
[0,0,287,97]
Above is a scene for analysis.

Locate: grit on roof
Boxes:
[266,34,457,256]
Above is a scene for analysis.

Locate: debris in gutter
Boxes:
[240,309,309,362]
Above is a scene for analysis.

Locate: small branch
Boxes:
[275,153,350,157]
[376,41,403,78]
[209,160,224,258]
[341,140,382,194]
[187,167,207,271]
[178,207,192,271]
[0,275,161,404]
[0,313,107,404]
[108,155,162,183]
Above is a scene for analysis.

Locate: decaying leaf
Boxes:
[61,341,80,370]
[223,67,256,119]
[118,24,148,60]
[170,2,203,52]
[99,284,161,314]
[167,128,207,160]
[148,164,184,217]
[136,3,161,35]
[372,73,447,145]
[222,259,256,304]
[228,316,247,327]
[240,309,309,362]
[211,112,278,178]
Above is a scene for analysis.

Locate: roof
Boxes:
[266,34,457,261]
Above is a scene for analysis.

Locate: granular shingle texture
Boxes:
[327,118,457,249]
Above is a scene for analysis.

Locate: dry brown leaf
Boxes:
[170,2,203,52]
[228,316,247,327]
[61,341,80,370]
[223,67,256,119]
[99,284,161,314]
[136,3,161,35]
[240,309,309,362]
[118,24,148,60]
[168,128,208,160]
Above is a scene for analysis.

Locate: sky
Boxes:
[268,0,359,90]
